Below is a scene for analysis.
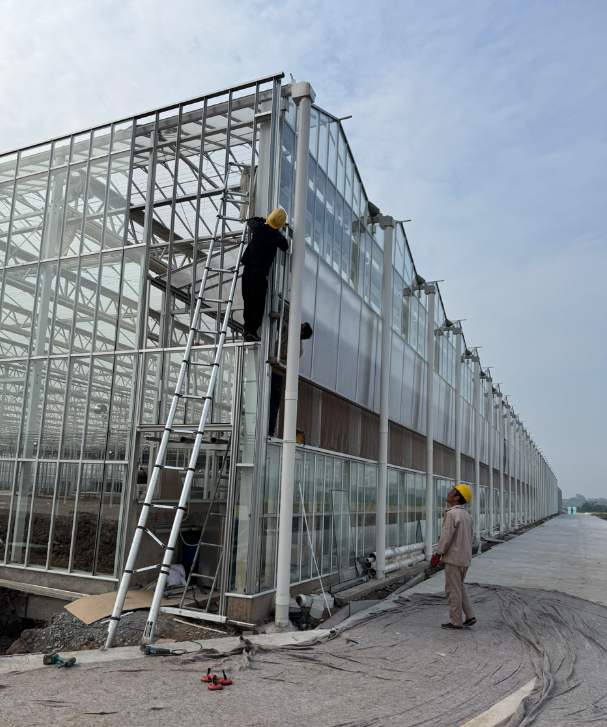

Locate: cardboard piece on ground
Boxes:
[65,590,171,625]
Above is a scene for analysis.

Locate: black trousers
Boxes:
[241,268,268,334]
[269,371,283,436]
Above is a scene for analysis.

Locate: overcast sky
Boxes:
[1,0,605,498]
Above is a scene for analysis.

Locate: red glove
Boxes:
[430,553,440,567]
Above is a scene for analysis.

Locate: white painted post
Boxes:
[424,286,436,560]
[274,82,314,628]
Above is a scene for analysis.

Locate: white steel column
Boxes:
[275,82,314,628]
[454,327,463,489]
[424,285,436,560]
[473,356,481,540]
[505,404,511,529]
[375,216,394,581]
[513,417,519,528]
[486,375,494,535]
[497,392,504,532]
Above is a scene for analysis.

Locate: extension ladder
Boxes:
[105,165,252,649]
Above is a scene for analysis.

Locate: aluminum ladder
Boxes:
[105,165,252,649]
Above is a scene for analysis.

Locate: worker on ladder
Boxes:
[241,208,288,341]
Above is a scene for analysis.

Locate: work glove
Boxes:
[430,553,441,567]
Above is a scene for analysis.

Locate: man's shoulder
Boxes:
[449,506,471,521]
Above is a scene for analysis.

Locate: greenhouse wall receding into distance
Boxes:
[0,73,558,623]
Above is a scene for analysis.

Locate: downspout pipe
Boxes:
[424,285,436,560]
[486,375,494,535]
[274,81,315,629]
[375,216,395,581]
[473,356,481,540]
[497,392,504,532]
[454,327,463,490]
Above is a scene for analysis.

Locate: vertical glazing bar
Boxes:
[486,374,494,535]
[498,392,504,532]
[454,327,462,489]
[473,356,480,540]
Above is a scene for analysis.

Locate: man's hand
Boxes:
[430,553,441,567]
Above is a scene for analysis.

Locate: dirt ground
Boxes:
[7,609,232,655]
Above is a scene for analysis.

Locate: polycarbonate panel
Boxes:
[311,259,340,390]
[336,282,361,402]
[357,303,376,410]
[389,332,404,423]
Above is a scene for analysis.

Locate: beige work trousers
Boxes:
[444,563,475,627]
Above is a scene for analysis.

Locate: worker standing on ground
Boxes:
[430,485,476,630]
[241,208,289,340]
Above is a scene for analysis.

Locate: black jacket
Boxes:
[241,217,289,276]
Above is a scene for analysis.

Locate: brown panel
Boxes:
[493,468,500,484]
[433,445,443,477]
[442,447,455,479]
[389,422,405,468]
[462,455,474,484]
[320,391,350,455]
[295,378,314,443]
[480,462,489,487]
[360,409,379,461]
[348,403,361,457]
[412,432,425,471]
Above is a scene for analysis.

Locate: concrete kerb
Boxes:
[0,629,320,675]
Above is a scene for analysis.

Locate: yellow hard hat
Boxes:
[267,208,287,229]
[454,484,472,503]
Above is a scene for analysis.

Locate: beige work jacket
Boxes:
[436,505,473,567]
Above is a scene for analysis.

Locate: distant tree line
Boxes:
[579,502,607,513]
[563,494,607,509]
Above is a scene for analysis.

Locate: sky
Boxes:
[1,0,605,498]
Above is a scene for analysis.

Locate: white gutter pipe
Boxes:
[375,216,395,581]
[366,542,425,564]
[424,286,436,560]
[274,81,315,629]
[369,552,425,578]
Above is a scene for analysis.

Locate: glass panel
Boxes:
[82,157,109,254]
[117,248,143,350]
[94,251,122,351]
[332,488,355,579]
[231,466,253,592]
[342,203,352,282]
[0,180,14,265]
[313,168,325,255]
[327,121,338,184]
[95,463,126,575]
[333,193,343,274]
[344,153,353,208]
[0,361,26,457]
[8,462,36,564]
[0,460,15,561]
[370,241,382,314]
[0,153,18,183]
[31,261,59,357]
[103,151,130,250]
[336,131,346,195]
[107,355,136,460]
[111,121,134,154]
[50,257,79,355]
[51,138,71,168]
[278,123,295,221]
[72,463,103,574]
[62,357,90,459]
[290,515,301,583]
[49,463,78,569]
[258,515,277,591]
[91,127,112,158]
[41,167,68,260]
[61,161,88,257]
[27,461,57,566]
[8,173,48,265]
[70,132,91,164]
[84,356,113,459]
[0,265,36,357]
[309,107,319,159]
[73,254,100,354]
[305,156,315,247]
[19,359,47,458]
[318,113,329,172]
[238,347,259,463]
[17,144,51,177]
[324,182,335,266]
[39,357,68,459]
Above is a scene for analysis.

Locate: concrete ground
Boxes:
[2,514,607,726]
[408,513,607,606]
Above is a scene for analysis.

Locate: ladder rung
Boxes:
[149,504,178,510]
[162,465,187,471]
[195,329,221,335]
[225,190,248,197]
[219,216,243,222]
[179,394,209,400]
[203,298,231,304]
[189,573,218,580]
[198,542,222,548]
[208,267,236,273]
[187,361,217,367]
[133,564,160,573]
